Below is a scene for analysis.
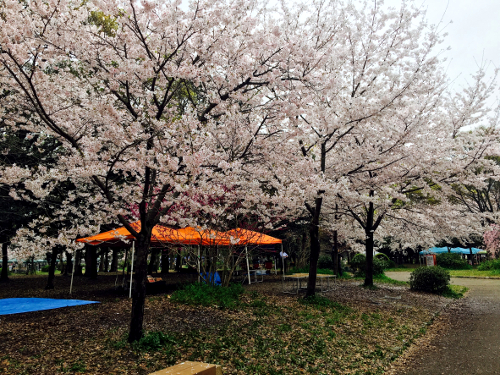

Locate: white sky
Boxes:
[385,0,500,90]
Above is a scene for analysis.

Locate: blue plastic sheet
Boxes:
[200,272,221,285]
[0,298,99,316]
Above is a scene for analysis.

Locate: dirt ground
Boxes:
[386,272,500,375]
[0,272,473,374]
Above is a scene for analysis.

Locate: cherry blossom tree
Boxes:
[288,0,500,290]
[0,0,308,341]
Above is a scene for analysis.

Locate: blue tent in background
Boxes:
[419,247,482,255]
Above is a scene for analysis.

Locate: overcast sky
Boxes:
[385,0,500,90]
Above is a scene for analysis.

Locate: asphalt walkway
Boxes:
[386,272,500,375]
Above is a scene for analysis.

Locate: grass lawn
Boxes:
[0,273,453,375]
[388,265,500,278]
[448,269,500,278]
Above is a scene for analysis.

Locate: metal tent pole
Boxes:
[246,246,251,285]
[281,244,285,278]
[129,242,135,299]
[69,250,77,295]
[197,245,201,283]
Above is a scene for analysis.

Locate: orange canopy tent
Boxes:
[224,228,282,245]
[76,222,281,247]
[75,223,282,288]
[75,222,231,247]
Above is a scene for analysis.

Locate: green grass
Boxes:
[170,282,244,309]
[108,290,430,375]
[352,274,409,286]
[373,274,409,286]
[389,266,500,278]
[448,269,500,278]
[441,285,469,299]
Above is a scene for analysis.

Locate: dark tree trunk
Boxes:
[98,249,105,272]
[85,245,98,279]
[148,248,160,274]
[175,253,181,272]
[364,201,375,287]
[63,251,73,276]
[110,248,118,272]
[364,230,374,286]
[74,250,83,276]
[161,249,169,274]
[104,248,109,272]
[1,242,9,282]
[128,233,151,343]
[45,247,59,289]
[332,230,339,277]
[306,196,323,297]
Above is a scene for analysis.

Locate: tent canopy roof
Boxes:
[419,247,482,255]
[76,223,282,247]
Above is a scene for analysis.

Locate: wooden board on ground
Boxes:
[148,361,222,375]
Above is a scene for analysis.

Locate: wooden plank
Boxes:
[149,361,222,375]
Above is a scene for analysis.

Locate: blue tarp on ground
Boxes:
[199,272,221,285]
[0,298,99,316]
[419,247,482,255]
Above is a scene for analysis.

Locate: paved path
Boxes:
[386,272,500,375]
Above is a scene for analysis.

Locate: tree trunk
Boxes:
[161,249,169,274]
[175,253,182,272]
[74,250,83,276]
[306,196,323,297]
[332,230,339,277]
[85,245,98,279]
[364,230,374,287]
[98,249,105,272]
[1,242,9,282]
[110,248,118,272]
[364,201,375,287]
[104,248,109,272]
[128,233,151,343]
[63,251,73,276]
[148,248,160,274]
[45,247,59,289]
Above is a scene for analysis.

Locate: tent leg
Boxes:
[129,242,135,299]
[197,246,201,283]
[281,244,285,279]
[246,246,251,285]
[69,250,77,295]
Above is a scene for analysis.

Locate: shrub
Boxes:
[436,253,471,270]
[375,253,396,269]
[170,282,244,309]
[478,259,500,271]
[317,255,334,269]
[349,254,385,276]
[41,265,50,272]
[409,266,450,294]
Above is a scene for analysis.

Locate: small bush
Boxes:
[41,265,50,272]
[477,259,500,271]
[436,253,471,270]
[170,282,243,309]
[375,253,396,269]
[317,255,334,269]
[349,254,385,277]
[409,266,450,294]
